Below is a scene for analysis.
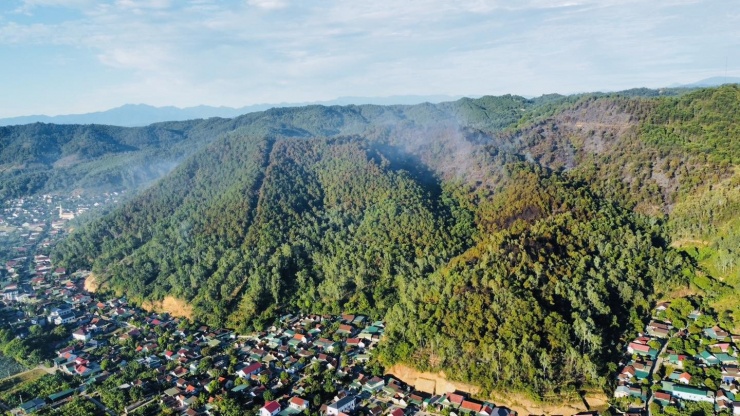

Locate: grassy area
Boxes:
[672,242,740,333]
[675,214,740,333]
[0,368,46,394]
[668,170,740,332]
[710,294,740,334]
[691,231,740,285]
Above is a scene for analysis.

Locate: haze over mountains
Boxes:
[0,95,460,127]
[2,77,738,129]
[670,76,740,88]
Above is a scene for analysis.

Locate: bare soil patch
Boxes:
[387,364,608,415]
[53,155,80,168]
[141,296,194,320]
[387,364,479,396]
[669,238,710,248]
[84,273,99,292]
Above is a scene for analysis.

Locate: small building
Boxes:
[362,377,385,393]
[704,326,730,340]
[667,354,688,368]
[698,350,719,366]
[671,385,714,403]
[632,361,654,380]
[652,391,673,406]
[72,328,91,341]
[48,307,74,325]
[716,390,735,411]
[722,367,740,384]
[314,338,339,352]
[490,407,514,416]
[715,353,738,365]
[628,386,646,401]
[460,400,484,413]
[260,401,281,416]
[627,342,657,359]
[646,321,671,338]
[678,372,691,384]
[335,324,354,336]
[688,310,702,321]
[614,385,630,398]
[327,395,356,416]
[14,398,46,415]
[654,302,670,312]
[288,397,309,412]
[47,389,75,403]
[236,362,262,379]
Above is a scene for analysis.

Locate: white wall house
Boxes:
[327,396,356,416]
[260,401,281,416]
[48,307,75,325]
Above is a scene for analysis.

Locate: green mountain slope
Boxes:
[381,166,692,398]
[46,86,740,399]
[0,94,545,199]
[0,119,245,199]
[53,135,474,327]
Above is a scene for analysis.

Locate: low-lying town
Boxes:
[614,300,740,415]
[1,277,517,416]
[0,194,519,416]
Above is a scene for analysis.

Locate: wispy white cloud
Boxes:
[0,0,738,116]
[15,0,92,12]
[20,0,85,5]
[246,0,288,10]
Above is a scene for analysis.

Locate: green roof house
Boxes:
[17,398,46,415]
[661,380,675,392]
[671,385,714,403]
[698,350,719,366]
[714,353,738,365]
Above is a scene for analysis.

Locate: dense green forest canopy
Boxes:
[5,85,736,399]
[1,96,528,199]
[641,85,740,163]
[0,87,691,200]
[381,165,693,398]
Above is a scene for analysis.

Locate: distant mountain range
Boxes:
[670,76,740,88]
[0,95,461,127]
[3,77,739,128]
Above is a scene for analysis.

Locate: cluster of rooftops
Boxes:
[614,301,740,414]
[6,292,520,416]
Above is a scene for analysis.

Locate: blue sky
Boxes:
[0,0,738,117]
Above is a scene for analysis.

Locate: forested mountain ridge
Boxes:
[0,119,236,199]
[44,85,740,399]
[0,95,461,127]
[0,94,547,200]
[381,165,692,397]
[503,91,735,214]
[0,87,693,201]
[53,135,475,326]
